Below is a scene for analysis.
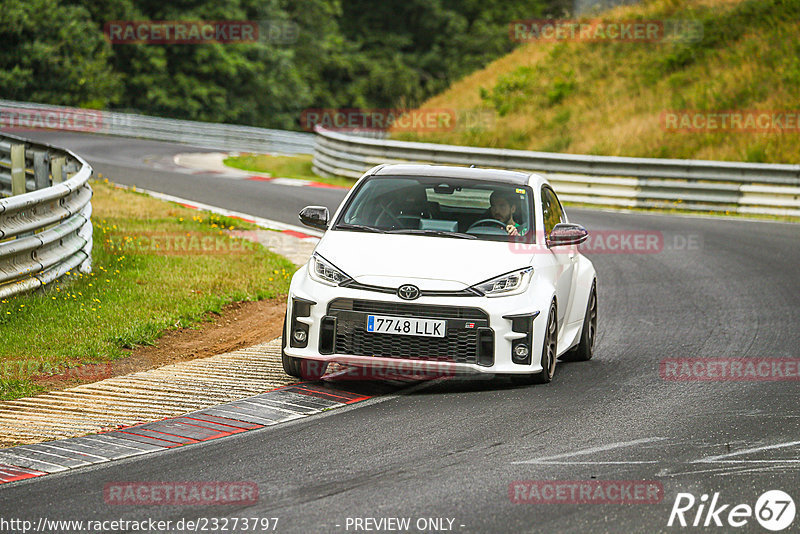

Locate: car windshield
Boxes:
[335,176,534,242]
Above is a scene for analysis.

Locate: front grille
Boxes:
[332,298,487,320]
[326,299,492,365]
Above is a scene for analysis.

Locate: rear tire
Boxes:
[562,281,597,362]
[510,302,557,385]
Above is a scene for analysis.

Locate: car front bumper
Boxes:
[284,266,551,376]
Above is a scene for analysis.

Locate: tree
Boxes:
[0,0,121,108]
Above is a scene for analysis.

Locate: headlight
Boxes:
[309,253,352,286]
[471,267,533,297]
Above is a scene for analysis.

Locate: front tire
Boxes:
[511,302,557,385]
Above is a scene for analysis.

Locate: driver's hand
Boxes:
[506,224,519,236]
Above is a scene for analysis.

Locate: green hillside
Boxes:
[396,0,800,164]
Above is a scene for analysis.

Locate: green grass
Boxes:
[0,180,296,401]
[223,154,356,189]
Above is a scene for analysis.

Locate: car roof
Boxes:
[371,164,540,186]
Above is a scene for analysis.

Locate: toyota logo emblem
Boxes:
[397,284,420,300]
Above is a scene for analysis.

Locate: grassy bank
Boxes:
[223,154,355,189]
[0,180,295,401]
[397,0,800,164]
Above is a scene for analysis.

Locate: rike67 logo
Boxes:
[668,490,795,531]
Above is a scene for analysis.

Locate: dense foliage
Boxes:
[0,0,568,130]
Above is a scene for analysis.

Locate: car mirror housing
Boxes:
[299,206,329,230]
[548,223,589,247]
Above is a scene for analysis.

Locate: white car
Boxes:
[282,164,597,384]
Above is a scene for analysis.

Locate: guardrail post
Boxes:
[10,144,25,195]
[51,156,65,184]
[33,150,49,190]
[65,161,78,180]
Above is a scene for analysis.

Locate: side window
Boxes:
[541,186,565,238]
[541,189,551,236]
[550,188,567,225]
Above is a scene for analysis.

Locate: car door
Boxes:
[541,186,576,333]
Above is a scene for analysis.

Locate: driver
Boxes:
[487,190,524,236]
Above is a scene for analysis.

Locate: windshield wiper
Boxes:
[387,229,477,239]
[336,223,386,233]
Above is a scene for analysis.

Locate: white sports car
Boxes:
[282,164,597,384]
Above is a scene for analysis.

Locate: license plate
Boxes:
[366,315,446,338]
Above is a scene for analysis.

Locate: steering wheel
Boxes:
[467,218,508,232]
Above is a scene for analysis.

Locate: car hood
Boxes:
[314,230,532,290]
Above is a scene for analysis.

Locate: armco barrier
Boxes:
[0,133,92,299]
[312,127,800,217]
[0,99,315,155]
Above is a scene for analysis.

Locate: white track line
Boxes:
[521,461,660,465]
[512,437,666,464]
[693,440,800,463]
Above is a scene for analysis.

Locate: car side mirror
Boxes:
[299,206,329,230]
[548,223,588,247]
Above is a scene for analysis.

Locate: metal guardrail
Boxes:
[0,133,93,299]
[312,127,800,217]
[0,99,315,155]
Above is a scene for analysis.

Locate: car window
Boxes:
[541,186,566,238]
[337,176,534,241]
